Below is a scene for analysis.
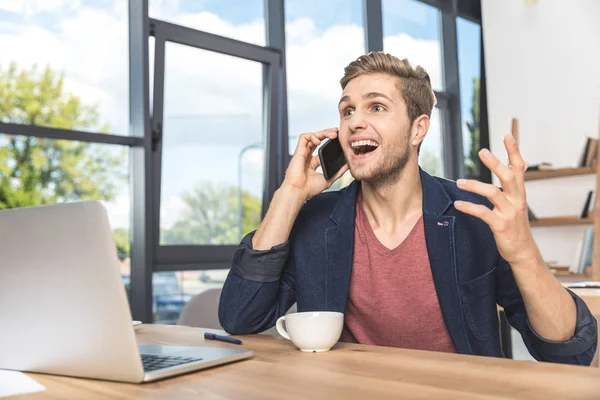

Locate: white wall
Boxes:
[482,0,600,267]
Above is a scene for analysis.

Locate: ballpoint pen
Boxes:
[204,332,243,345]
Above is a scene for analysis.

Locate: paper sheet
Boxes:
[567,281,600,289]
[0,370,45,398]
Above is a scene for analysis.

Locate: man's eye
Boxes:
[372,104,385,112]
[343,108,354,116]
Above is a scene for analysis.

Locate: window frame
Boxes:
[0,0,487,322]
[149,18,283,271]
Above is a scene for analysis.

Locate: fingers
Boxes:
[503,133,527,187]
[454,200,504,230]
[456,179,512,212]
[478,148,520,196]
[309,154,321,170]
[293,128,339,158]
[311,127,339,140]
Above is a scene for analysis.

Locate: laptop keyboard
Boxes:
[141,354,203,372]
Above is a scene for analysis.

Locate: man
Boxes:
[219,52,597,364]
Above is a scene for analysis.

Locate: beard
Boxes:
[347,130,411,189]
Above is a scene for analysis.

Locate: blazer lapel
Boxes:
[325,181,359,313]
[421,169,471,354]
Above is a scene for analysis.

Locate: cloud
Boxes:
[1,2,443,228]
[0,0,81,15]
[101,194,130,229]
[160,195,188,229]
[0,2,129,133]
[384,33,442,90]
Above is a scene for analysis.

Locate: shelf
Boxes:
[530,216,594,227]
[548,265,591,279]
[524,166,596,181]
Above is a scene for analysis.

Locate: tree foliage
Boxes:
[162,182,262,245]
[0,63,125,209]
[464,77,481,178]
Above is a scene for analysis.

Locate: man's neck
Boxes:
[360,163,423,233]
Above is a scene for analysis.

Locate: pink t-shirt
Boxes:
[340,194,456,353]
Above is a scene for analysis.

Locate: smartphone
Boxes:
[318,137,347,180]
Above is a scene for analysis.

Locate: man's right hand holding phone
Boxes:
[284,127,349,201]
[251,128,349,251]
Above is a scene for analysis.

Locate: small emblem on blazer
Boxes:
[437,221,449,227]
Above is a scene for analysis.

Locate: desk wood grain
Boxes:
[19,324,600,400]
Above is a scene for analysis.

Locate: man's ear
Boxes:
[411,114,430,147]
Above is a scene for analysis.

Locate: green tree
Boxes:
[464,77,481,177]
[162,182,262,245]
[0,63,126,251]
[112,227,130,260]
[419,148,442,177]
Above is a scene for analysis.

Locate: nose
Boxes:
[349,111,368,132]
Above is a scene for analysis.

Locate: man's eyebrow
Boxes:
[363,92,392,102]
[338,92,392,108]
[338,95,350,107]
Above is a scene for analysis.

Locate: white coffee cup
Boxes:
[275,311,344,352]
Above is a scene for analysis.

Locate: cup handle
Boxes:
[276,316,291,340]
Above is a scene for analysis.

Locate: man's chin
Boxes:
[348,165,378,182]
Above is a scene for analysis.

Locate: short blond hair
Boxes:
[340,52,436,124]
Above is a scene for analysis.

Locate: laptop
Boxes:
[0,201,252,383]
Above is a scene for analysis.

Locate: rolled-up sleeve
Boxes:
[232,231,291,283]
[496,258,598,365]
[523,289,597,360]
[219,231,297,334]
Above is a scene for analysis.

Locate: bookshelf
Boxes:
[512,117,600,280]
[525,166,596,181]
[530,216,594,228]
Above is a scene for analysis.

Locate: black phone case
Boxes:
[318,140,338,180]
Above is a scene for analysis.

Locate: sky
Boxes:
[0,0,480,235]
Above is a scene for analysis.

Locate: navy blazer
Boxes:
[219,169,597,365]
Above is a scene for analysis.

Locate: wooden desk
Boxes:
[21,324,600,400]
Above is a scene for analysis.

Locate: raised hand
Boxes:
[453,133,540,266]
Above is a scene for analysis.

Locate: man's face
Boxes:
[337,73,417,185]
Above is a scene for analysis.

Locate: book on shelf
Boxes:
[579,228,595,274]
[569,227,595,274]
[569,237,585,274]
[580,190,595,219]
[527,204,538,221]
[579,137,599,167]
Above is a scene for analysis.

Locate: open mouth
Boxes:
[351,139,379,156]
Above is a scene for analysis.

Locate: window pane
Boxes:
[457,17,482,178]
[419,108,444,177]
[382,0,443,91]
[0,1,129,135]
[0,133,131,289]
[285,0,364,154]
[153,269,228,324]
[159,43,264,245]
[149,0,265,46]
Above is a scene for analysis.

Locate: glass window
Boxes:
[149,0,265,46]
[285,0,365,155]
[0,1,129,135]
[419,107,444,177]
[159,43,264,245]
[153,269,229,324]
[456,17,482,178]
[382,0,443,91]
[0,133,131,289]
